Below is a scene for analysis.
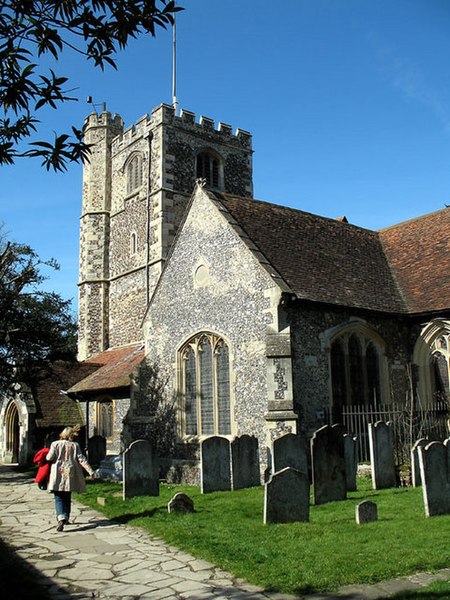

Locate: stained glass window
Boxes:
[180,333,231,436]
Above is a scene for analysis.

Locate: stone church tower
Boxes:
[78,103,253,361]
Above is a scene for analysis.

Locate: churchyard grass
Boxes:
[76,477,450,595]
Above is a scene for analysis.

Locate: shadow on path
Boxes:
[0,538,77,600]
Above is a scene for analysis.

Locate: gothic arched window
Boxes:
[330,330,383,407]
[196,152,221,188]
[179,333,231,436]
[127,155,142,194]
[95,399,114,439]
[430,334,450,399]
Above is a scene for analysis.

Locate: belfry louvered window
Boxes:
[180,333,231,436]
[127,155,142,193]
[196,152,220,188]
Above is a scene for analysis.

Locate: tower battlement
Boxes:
[84,111,124,131]
[110,103,252,152]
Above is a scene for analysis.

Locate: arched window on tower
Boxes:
[196,151,221,189]
[179,333,231,437]
[130,232,137,255]
[127,155,142,194]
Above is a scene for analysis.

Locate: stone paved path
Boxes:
[0,465,448,600]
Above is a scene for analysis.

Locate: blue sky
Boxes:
[2,0,450,308]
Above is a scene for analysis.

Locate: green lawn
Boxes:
[76,477,450,596]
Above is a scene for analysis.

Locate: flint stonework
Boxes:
[272,432,308,475]
[311,424,346,505]
[264,467,310,524]
[344,434,358,492]
[200,436,231,494]
[356,500,378,524]
[418,441,450,517]
[123,439,159,499]
[369,421,396,489]
[411,438,428,487]
[231,435,260,490]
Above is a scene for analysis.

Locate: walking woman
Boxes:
[47,426,94,531]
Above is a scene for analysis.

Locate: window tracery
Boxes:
[179,333,231,436]
[330,330,383,407]
[95,398,114,439]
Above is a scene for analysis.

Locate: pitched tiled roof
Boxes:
[68,343,145,395]
[34,361,98,428]
[379,208,450,314]
[214,193,408,313]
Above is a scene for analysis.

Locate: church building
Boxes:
[67,102,449,479]
[1,101,448,475]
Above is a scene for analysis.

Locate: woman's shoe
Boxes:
[56,520,64,532]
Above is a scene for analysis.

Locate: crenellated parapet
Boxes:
[110,103,252,153]
[84,110,124,132]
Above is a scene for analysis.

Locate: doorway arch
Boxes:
[5,401,20,463]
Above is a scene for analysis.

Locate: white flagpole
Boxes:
[172,9,179,115]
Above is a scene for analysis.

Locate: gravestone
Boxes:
[418,441,450,517]
[168,492,194,513]
[344,434,358,492]
[411,438,428,487]
[123,439,159,499]
[368,421,396,489]
[272,432,308,476]
[264,467,310,524]
[88,435,107,465]
[311,424,346,505]
[200,436,231,494]
[356,500,378,524]
[231,435,260,490]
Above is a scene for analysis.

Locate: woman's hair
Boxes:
[59,425,80,441]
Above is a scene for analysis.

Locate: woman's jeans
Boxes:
[53,491,71,522]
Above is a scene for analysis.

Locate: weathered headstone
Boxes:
[264,467,310,524]
[231,434,260,490]
[344,434,358,492]
[311,424,346,505]
[88,435,107,465]
[200,436,231,494]
[123,439,159,499]
[272,432,308,476]
[168,492,194,513]
[411,438,428,487]
[356,500,378,524]
[368,421,396,489]
[418,441,450,517]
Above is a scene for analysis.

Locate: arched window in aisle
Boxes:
[95,398,114,439]
[330,328,384,408]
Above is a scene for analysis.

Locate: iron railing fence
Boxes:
[324,400,449,463]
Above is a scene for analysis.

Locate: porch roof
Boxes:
[68,343,145,395]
